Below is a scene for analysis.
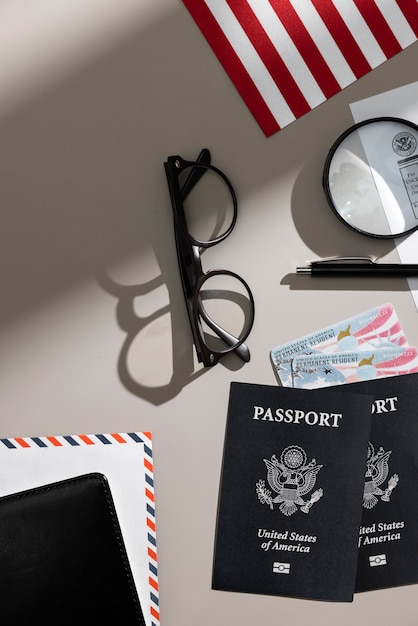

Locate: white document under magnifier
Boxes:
[350,81,418,312]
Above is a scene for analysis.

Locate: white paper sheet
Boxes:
[350,81,418,312]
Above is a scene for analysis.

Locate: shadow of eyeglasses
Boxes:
[96,268,248,405]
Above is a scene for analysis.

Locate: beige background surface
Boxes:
[1,1,418,624]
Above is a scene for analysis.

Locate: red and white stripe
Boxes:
[182,0,418,136]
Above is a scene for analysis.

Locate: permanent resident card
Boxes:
[292,346,418,389]
[271,303,408,387]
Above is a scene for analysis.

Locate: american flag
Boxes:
[182,0,418,136]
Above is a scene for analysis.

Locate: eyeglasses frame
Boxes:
[164,149,254,367]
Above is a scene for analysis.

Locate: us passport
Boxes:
[330,373,418,593]
[212,382,373,602]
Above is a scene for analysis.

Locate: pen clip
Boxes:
[317,255,378,265]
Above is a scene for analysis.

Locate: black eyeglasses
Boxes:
[164,148,254,367]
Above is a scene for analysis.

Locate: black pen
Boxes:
[297,256,418,277]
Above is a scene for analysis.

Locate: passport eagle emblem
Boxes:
[363,442,399,509]
[256,446,323,516]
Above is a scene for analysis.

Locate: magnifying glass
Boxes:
[323,117,418,238]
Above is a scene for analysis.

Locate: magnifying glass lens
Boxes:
[323,117,418,238]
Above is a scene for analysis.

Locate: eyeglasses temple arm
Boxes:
[180,148,211,201]
[197,297,250,363]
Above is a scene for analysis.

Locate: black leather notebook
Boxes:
[0,472,145,625]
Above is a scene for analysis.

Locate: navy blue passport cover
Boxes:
[212,382,373,602]
[329,373,418,593]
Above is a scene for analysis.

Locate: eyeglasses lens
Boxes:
[197,272,253,355]
[179,164,235,243]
